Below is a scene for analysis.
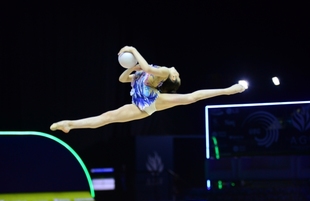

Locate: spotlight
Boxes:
[272,77,280,86]
[207,180,211,190]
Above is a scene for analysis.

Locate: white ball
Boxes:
[118,52,138,68]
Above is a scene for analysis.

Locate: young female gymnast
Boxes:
[50,46,246,133]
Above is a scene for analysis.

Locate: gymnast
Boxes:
[50,46,246,133]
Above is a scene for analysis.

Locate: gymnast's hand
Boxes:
[118,46,136,55]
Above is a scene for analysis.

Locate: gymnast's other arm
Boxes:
[118,64,139,83]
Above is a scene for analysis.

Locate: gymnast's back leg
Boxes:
[50,104,149,133]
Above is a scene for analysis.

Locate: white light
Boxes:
[205,107,210,159]
[206,100,310,109]
[92,178,115,190]
[238,80,248,89]
[207,180,211,190]
[272,77,280,85]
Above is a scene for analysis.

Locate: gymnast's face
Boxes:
[169,67,181,83]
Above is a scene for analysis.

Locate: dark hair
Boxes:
[158,77,181,93]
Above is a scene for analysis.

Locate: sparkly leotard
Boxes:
[130,65,163,115]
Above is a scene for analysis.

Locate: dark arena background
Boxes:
[1,1,310,201]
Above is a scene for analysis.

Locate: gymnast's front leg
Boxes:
[155,83,245,111]
[50,104,149,133]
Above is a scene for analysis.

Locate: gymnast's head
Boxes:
[159,67,181,93]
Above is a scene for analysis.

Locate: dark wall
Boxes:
[1,2,310,193]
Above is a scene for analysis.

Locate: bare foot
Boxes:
[50,121,71,133]
[225,84,246,95]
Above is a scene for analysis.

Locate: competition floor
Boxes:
[0,191,94,201]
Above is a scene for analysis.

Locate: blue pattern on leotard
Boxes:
[130,65,163,111]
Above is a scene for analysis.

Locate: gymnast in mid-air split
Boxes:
[50,46,246,133]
